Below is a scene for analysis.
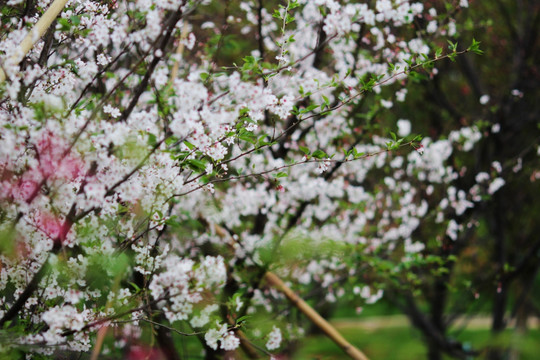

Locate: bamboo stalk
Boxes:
[89,326,108,360]
[228,319,261,359]
[264,272,369,360]
[168,22,190,84]
[0,0,69,83]
[211,223,369,360]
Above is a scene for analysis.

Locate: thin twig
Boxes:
[172,141,415,198]
[140,318,209,336]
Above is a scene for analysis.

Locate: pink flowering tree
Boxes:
[1,0,537,359]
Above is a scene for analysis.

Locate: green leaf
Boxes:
[129,282,141,293]
[354,152,365,158]
[186,159,206,172]
[236,315,251,324]
[58,17,71,31]
[70,15,81,26]
[110,253,130,277]
[312,149,327,159]
[238,130,257,144]
[147,133,157,146]
[299,146,310,155]
[165,137,176,146]
[303,104,318,113]
[3,320,12,329]
[165,217,181,227]
[408,71,428,82]
[289,0,300,9]
[468,38,484,55]
[322,95,329,104]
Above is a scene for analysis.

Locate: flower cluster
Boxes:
[0,0,523,358]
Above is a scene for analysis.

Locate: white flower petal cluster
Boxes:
[0,0,515,356]
[266,326,283,350]
[204,322,240,351]
[149,256,225,323]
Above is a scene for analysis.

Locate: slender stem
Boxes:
[89,326,108,360]
[0,255,50,327]
[0,0,69,83]
[211,223,367,359]
[172,141,414,198]
[264,272,369,360]
[119,4,186,122]
[169,23,190,83]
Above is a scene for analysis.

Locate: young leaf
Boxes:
[312,149,328,159]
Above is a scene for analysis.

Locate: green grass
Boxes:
[131,314,540,359]
[295,326,427,360]
[294,325,540,359]
[451,328,540,360]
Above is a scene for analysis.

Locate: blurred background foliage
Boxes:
[179,0,540,358]
[182,0,540,359]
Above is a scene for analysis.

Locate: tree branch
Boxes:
[0,0,69,83]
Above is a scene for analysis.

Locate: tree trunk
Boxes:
[488,197,508,360]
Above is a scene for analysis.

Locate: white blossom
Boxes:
[397,119,411,137]
[488,178,505,195]
[479,94,490,105]
[266,326,282,350]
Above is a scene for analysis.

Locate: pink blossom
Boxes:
[35,212,71,246]
[36,132,84,180]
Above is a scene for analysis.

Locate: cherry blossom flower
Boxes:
[266,326,282,350]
